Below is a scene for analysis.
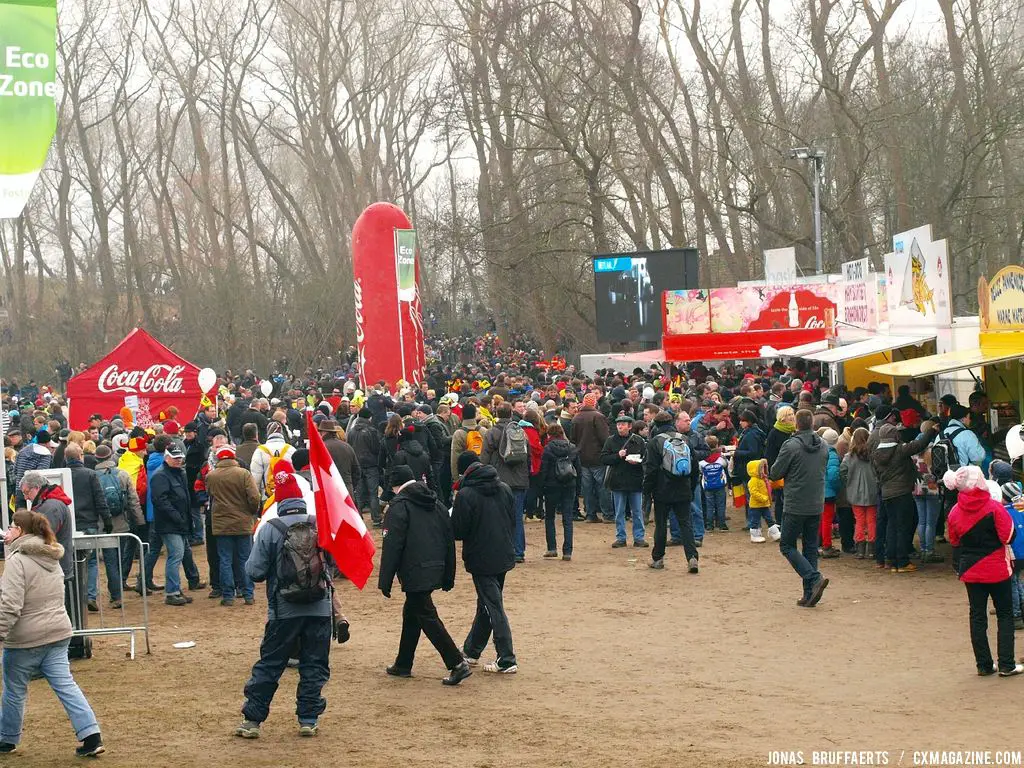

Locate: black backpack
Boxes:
[931,427,966,478]
[268,516,327,603]
[554,455,577,483]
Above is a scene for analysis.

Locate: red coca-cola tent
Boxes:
[66,328,206,430]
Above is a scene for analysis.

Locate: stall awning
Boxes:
[868,347,1024,378]
[607,349,665,366]
[800,333,936,364]
[772,340,831,358]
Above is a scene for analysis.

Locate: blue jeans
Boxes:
[690,483,705,540]
[1,639,100,745]
[218,535,254,600]
[144,528,201,588]
[543,487,574,555]
[612,491,645,543]
[512,489,527,558]
[356,466,382,523]
[747,506,775,530]
[705,487,727,529]
[190,507,205,544]
[580,466,612,520]
[1011,572,1023,619]
[162,533,187,596]
[82,526,122,602]
[669,509,682,541]
[915,495,940,553]
[779,515,821,599]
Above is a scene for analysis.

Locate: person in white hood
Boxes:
[250,422,296,502]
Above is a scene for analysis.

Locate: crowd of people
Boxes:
[2,346,1024,755]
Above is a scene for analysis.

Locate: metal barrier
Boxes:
[70,533,151,659]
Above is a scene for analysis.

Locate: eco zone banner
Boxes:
[0,0,57,219]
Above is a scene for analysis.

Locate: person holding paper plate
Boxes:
[601,415,647,549]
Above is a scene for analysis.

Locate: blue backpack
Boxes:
[660,433,691,477]
[701,461,726,490]
[1007,505,1024,562]
[98,468,126,517]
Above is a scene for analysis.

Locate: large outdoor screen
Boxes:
[592,248,698,342]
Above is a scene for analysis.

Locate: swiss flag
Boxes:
[306,412,376,589]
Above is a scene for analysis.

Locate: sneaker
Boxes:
[483,661,518,674]
[749,528,766,543]
[717,525,729,532]
[1014,617,1024,631]
[298,723,318,737]
[633,540,649,548]
[0,743,16,754]
[188,580,207,591]
[648,559,664,570]
[208,589,223,599]
[235,720,261,739]
[75,733,105,757]
[441,661,472,686]
[140,582,164,593]
[612,540,627,549]
[687,558,699,574]
[820,547,840,559]
[694,539,703,548]
[807,578,829,607]
[165,593,190,606]
[895,563,918,573]
[978,663,998,676]
[110,600,122,609]
[767,524,781,541]
[922,552,945,564]
[463,656,480,667]
[935,534,947,543]
[221,598,235,607]
[998,663,1024,677]
[562,554,572,561]
[796,596,810,607]
[87,600,99,612]
[386,665,412,678]
[543,551,558,558]
[244,597,255,606]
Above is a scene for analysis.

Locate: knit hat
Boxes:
[273,460,302,501]
[35,429,51,445]
[900,409,922,429]
[821,428,839,447]
[457,450,479,476]
[583,392,599,409]
[990,460,1014,484]
[390,465,416,488]
[291,449,310,471]
[943,465,987,492]
[874,404,894,423]
[267,421,283,436]
[128,435,147,452]
[216,446,236,461]
[163,420,181,436]
[95,444,112,460]
[463,403,477,420]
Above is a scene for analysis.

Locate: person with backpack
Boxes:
[699,435,730,534]
[601,415,647,549]
[990,460,1024,631]
[415,403,451,504]
[451,451,518,674]
[392,427,435,492]
[250,422,296,504]
[206,445,262,607]
[480,402,530,563]
[94,444,145,601]
[236,463,341,739]
[643,410,699,573]
[348,408,383,527]
[63,443,115,613]
[539,424,581,560]
[450,403,485,482]
[936,403,987,543]
[378,465,471,686]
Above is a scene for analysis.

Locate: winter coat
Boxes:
[0,534,73,649]
[347,418,382,469]
[94,459,146,531]
[570,407,609,467]
[450,419,486,479]
[948,488,1015,583]
[419,415,451,464]
[378,482,456,594]
[942,419,985,467]
[540,439,581,490]
[812,407,841,433]
[733,425,766,483]
[118,450,147,512]
[250,436,296,499]
[522,423,543,477]
[768,430,828,518]
[745,460,771,509]
[150,464,193,536]
[391,438,434,491]
[13,443,51,498]
[144,452,165,523]
[839,453,878,507]
[642,422,694,505]
[451,463,515,576]
[322,435,361,494]
[764,426,792,471]
[239,408,270,443]
[33,486,74,579]
[480,420,529,490]
[206,458,261,536]
[824,447,841,501]
[600,433,645,492]
[234,439,260,473]
[65,458,112,530]
[870,423,938,501]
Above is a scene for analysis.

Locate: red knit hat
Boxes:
[273,460,302,501]
[163,420,181,435]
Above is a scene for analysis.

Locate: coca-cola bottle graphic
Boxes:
[787,291,800,328]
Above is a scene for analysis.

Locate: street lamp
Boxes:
[790,147,826,275]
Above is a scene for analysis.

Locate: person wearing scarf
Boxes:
[764,406,796,524]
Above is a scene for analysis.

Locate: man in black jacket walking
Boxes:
[348,409,383,526]
[378,466,471,685]
[452,451,517,674]
[644,411,700,573]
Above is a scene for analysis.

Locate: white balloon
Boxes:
[260,380,273,397]
[197,367,217,392]
[1006,424,1024,462]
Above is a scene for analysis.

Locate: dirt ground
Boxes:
[5,518,1021,768]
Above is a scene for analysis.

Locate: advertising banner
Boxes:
[885,225,952,328]
[764,247,797,287]
[840,257,871,329]
[65,329,204,430]
[352,203,426,388]
[0,0,57,219]
[664,289,710,335]
[395,229,417,303]
[708,285,839,333]
[979,266,1024,332]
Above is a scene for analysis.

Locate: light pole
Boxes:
[790,147,826,275]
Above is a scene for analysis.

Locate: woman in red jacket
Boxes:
[521,409,546,520]
[945,466,1022,677]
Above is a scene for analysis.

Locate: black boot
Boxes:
[76,733,105,757]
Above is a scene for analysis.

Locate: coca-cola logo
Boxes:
[98,364,186,394]
[354,278,365,345]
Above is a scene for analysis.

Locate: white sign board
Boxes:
[764,247,797,287]
[885,224,952,328]
[841,257,871,329]
[12,467,76,534]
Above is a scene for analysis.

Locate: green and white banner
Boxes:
[395,229,417,302]
[0,0,57,219]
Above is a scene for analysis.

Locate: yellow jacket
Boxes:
[746,460,771,509]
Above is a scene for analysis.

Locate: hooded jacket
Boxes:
[600,432,646,492]
[642,421,694,504]
[480,420,529,490]
[733,425,766,483]
[450,418,486,479]
[118,449,148,511]
[391,437,434,491]
[824,447,841,501]
[870,423,937,500]
[250,436,296,499]
[539,438,581,489]
[745,460,771,509]
[947,487,1014,583]
[0,534,73,649]
[347,418,382,468]
[839,452,878,507]
[451,463,515,576]
[144,451,165,523]
[33,486,74,579]
[150,463,193,535]
[206,457,261,536]
[378,482,456,594]
[768,430,828,517]
[13,442,51,500]
[570,406,609,467]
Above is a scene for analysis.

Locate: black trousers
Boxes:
[837,506,855,552]
[884,494,915,568]
[395,591,463,672]
[242,616,332,724]
[463,573,516,666]
[966,579,1016,673]
[652,499,698,564]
